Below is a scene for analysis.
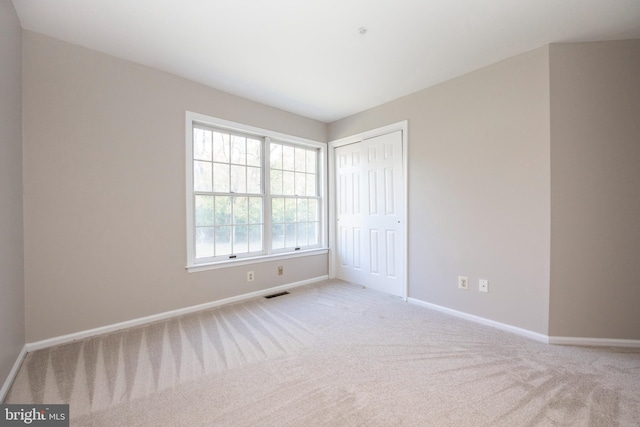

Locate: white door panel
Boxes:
[336,131,404,297]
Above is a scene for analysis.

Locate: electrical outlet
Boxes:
[247,271,255,282]
[458,276,469,290]
[278,266,284,276]
[479,279,489,293]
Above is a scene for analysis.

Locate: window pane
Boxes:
[284,198,296,223]
[249,224,262,252]
[233,197,248,224]
[282,145,295,170]
[295,147,306,172]
[194,161,212,192]
[308,199,318,221]
[270,143,282,169]
[272,223,284,249]
[231,135,246,165]
[195,195,214,226]
[297,198,308,222]
[272,198,284,223]
[233,225,248,254]
[247,166,261,194]
[195,227,214,258]
[215,196,231,225]
[215,226,231,255]
[248,197,262,224]
[213,163,230,193]
[230,165,247,194]
[306,174,316,196]
[270,169,282,195]
[194,129,212,161]
[306,150,317,174]
[297,222,308,246]
[295,172,306,196]
[213,132,230,163]
[282,171,295,195]
[247,139,261,167]
[309,222,319,245]
[285,223,296,248]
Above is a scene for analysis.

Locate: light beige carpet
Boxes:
[5,280,640,426]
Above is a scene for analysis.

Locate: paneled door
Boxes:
[335,130,404,297]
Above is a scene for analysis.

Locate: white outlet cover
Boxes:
[479,279,489,292]
[458,276,469,290]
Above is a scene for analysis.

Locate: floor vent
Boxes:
[264,291,290,299]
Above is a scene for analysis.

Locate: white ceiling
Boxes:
[12,0,640,122]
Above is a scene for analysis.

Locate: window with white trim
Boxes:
[186,113,326,269]
[269,142,320,252]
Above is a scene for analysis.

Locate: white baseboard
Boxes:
[549,336,640,348]
[407,298,640,348]
[407,298,549,344]
[26,276,328,352]
[1,345,27,403]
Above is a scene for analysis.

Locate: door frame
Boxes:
[328,121,409,300]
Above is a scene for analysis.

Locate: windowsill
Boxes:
[185,248,329,273]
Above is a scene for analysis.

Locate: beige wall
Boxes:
[330,47,552,334]
[549,40,640,339]
[0,0,25,386]
[22,31,328,342]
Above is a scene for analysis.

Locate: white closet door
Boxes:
[336,130,404,297]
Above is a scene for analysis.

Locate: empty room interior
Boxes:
[1,0,640,425]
